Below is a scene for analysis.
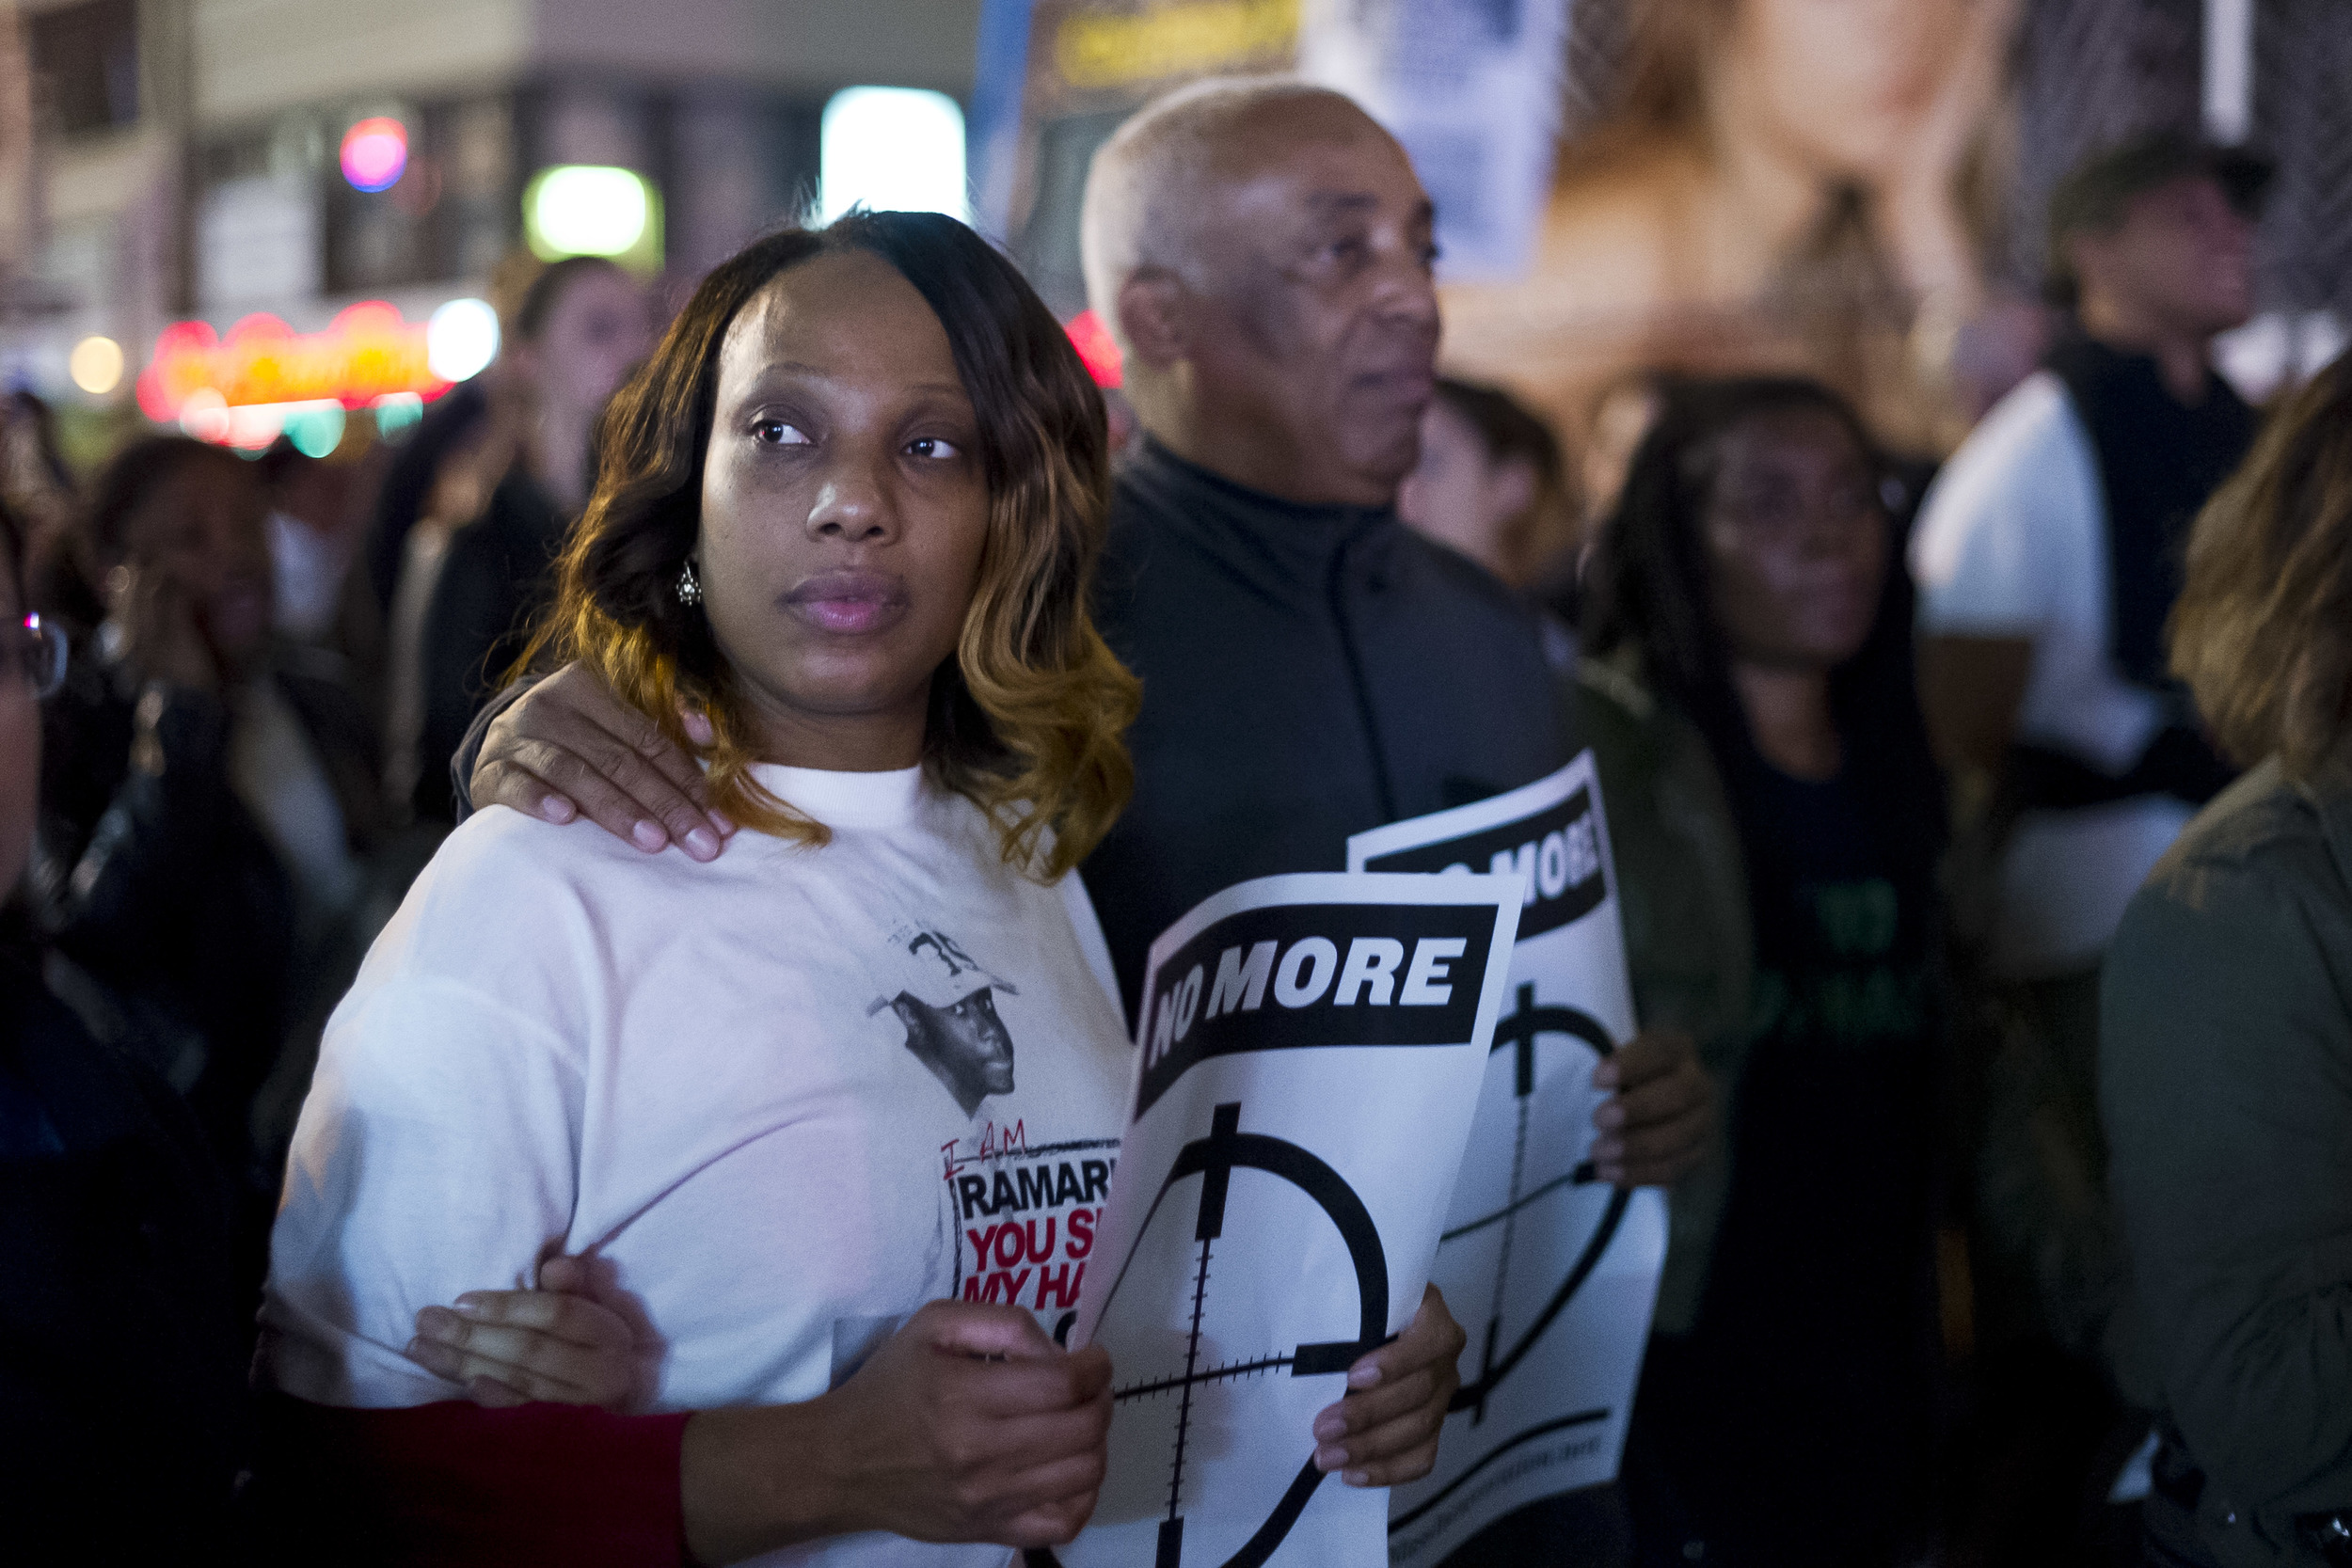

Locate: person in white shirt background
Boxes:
[257,209,1467,1566]
[1906,132,2270,1555]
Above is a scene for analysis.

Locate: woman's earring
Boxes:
[675,559,703,607]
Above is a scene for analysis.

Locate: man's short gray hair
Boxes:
[1078,75,1366,351]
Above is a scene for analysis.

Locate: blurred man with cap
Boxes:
[1906,129,2271,1543]
[1915,132,2269,975]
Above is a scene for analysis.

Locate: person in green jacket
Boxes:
[2101,351,2352,1568]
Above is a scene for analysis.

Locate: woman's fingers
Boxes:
[918,1298,1064,1364]
[1315,1362,1438,1442]
[1593,1114,1714,1187]
[412,1306,589,1372]
[1326,1397,1446,1486]
[528,662,720,826]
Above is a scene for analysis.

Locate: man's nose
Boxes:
[1371,250,1441,337]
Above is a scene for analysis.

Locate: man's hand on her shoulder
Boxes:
[1589,1027,1713,1190]
[470,660,736,861]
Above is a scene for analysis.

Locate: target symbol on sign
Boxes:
[1062,1099,1391,1568]
[1442,981,1629,1421]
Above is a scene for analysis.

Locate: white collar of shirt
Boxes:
[749,762,929,831]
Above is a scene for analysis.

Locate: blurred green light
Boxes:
[373,391,425,439]
[283,402,346,458]
[524,166,661,273]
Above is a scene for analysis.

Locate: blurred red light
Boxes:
[1065,309,1122,388]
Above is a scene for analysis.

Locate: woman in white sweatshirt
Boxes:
[255,212,1463,1568]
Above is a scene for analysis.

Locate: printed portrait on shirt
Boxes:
[866,917,1022,1116]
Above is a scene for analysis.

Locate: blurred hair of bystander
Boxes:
[2169,352,2352,783]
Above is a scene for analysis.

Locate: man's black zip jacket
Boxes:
[1081,438,1581,1022]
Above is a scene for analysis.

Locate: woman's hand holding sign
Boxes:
[679,1300,1112,1563]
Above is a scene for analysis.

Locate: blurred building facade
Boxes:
[0,0,981,439]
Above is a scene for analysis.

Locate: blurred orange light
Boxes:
[137,303,452,429]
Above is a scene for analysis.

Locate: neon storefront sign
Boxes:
[136,303,453,445]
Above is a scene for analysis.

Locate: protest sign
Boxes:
[1349,756,1666,1566]
[1050,871,1521,1568]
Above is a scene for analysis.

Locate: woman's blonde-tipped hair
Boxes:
[2172,352,2352,784]
[523,213,1139,879]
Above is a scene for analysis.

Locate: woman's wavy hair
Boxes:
[523,212,1139,878]
[2171,351,2352,783]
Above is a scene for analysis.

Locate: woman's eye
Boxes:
[752,420,810,446]
[906,436,962,460]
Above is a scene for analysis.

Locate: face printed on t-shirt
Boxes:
[868,917,1023,1117]
[888,986,1017,1116]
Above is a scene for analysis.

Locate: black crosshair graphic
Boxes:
[1039,1100,1391,1568]
[1445,982,1631,1423]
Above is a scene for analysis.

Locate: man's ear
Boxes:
[1115,267,1190,371]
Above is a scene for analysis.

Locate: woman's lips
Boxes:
[783,569,910,636]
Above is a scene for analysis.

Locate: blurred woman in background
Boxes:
[365,385,515,816]
[413,255,651,819]
[1578,376,1947,1568]
[2102,352,2352,1568]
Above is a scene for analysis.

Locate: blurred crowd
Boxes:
[3,100,2348,1568]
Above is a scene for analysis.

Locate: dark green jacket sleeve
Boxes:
[2101,768,2352,1560]
[1576,656,1754,1335]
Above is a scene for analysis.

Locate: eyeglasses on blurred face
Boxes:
[7,613,67,699]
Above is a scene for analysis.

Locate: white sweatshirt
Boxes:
[260,762,1134,1568]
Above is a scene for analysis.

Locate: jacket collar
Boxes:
[1124,436,1395,578]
